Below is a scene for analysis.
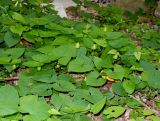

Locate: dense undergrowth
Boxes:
[0,0,160,121]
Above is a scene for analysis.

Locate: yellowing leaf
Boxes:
[92,39,107,47]
[48,108,61,115]
[134,52,141,61]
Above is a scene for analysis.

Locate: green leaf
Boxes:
[156,100,160,109]
[104,64,125,80]
[52,80,75,92]
[85,71,106,87]
[37,30,59,37]
[51,94,63,110]
[23,32,36,43]
[112,82,126,96]
[31,70,56,83]
[0,85,19,116]
[23,115,39,121]
[20,95,50,121]
[109,38,131,49]
[0,57,11,64]
[143,109,154,116]
[47,118,62,121]
[10,24,29,35]
[56,94,90,113]
[31,84,52,96]
[12,12,26,24]
[68,56,94,72]
[126,97,141,108]
[49,45,77,65]
[141,69,160,89]
[28,0,43,5]
[32,54,55,63]
[4,48,25,59]
[90,97,106,114]
[4,31,20,47]
[37,46,54,54]
[93,56,103,69]
[53,36,74,46]
[106,32,124,40]
[23,61,43,67]
[92,38,107,47]
[86,88,104,104]
[103,106,125,118]
[123,80,135,94]
[148,116,160,121]
[41,31,59,38]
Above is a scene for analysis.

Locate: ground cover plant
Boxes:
[0,0,160,121]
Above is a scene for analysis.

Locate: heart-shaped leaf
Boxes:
[68,56,94,72]
[123,80,135,94]
[86,71,106,87]
[4,31,20,47]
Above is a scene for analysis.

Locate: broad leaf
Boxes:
[52,80,75,92]
[4,31,20,47]
[143,109,154,116]
[31,84,52,96]
[23,61,43,67]
[49,45,77,65]
[10,24,29,35]
[12,12,26,24]
[0,57,11,64]
[31,70,56,83]
[4,48,25,59]
[104,64,125,80]
[112,82,127,96]
[53,94,90,113]
[141,69,160,89]
[123,80,135,94]
[68,56,94,72]
[0,85,19,116]
[106,32,123,40]
[85,71,106,86]
[92,38,107,47]
[32,54,55,63]
[91,97,106,114]
[109,38,131,49]
[85,88,104,104]
[20,95,50,121]
[103,106,125,118]
[52,36,74,45]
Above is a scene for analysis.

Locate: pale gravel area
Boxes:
[52,0,76,17]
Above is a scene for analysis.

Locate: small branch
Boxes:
[129,95,150,109]
[0,77,19,81]
[129,95,160,115]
